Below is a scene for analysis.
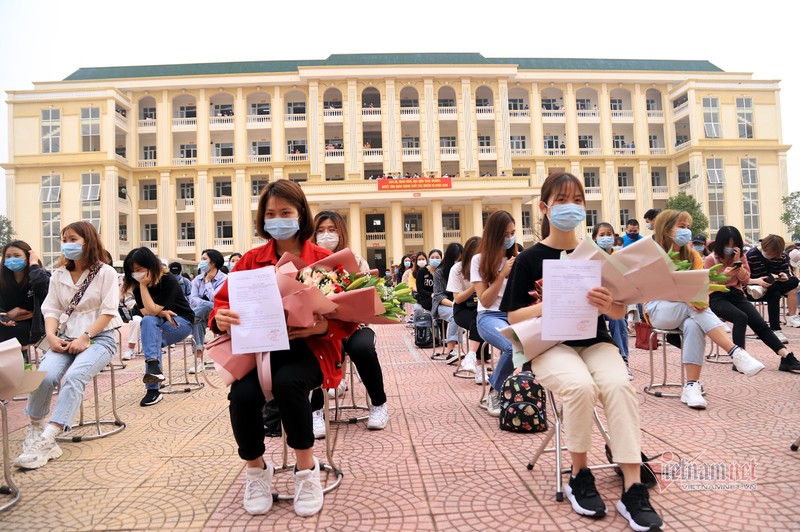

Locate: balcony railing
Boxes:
[249,154,272,162]
[611,110,634,119]
[613,148,635,155]
[251,195,259,207]
[213,196,233,206]
[115,114,128,129]
[177,239,195,250]
[211,156,234,164]
[647,110,664,119]
[138,160,156,168]
[403,231,424,240]
[247,115,271,125]
[440,147,459,158]
[585,187,602,198]
[510,148,532,157]
[142,241,158,251]
[522,227,534,237]
[675,140,691,151]
[184,198,195,208]
[478,146,496,156]
[476,106,494,117]
[678,182,691,192]
[115,154,128,164]
[509,110,530,119]
[252,236,265,247]
[577,110,600,119]
[437,107,457,118]
[323,108,343,119]
[400,107,420,117]
[544,148,567,156]
[650,148,667,155]
[579,148,601,156]
[325,149,345,159]
[402,148,421,158]
[172,118,196,127]
[172,157,197,166]
[673,101,689,116]
[284,114,306,124]
[443,230,461,240]
[138,118,156,129]
[210,116,234,126]
[652,186,669,195]
[287,153,308,162]
[619,186,636,196]
[214,238,234,247]
[363,148,383,158]
[542,110,565,119]
[362,108,381,119]
[366,232,386,241]
[176,198,194,211]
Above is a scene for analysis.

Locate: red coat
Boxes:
[210,239,358,389]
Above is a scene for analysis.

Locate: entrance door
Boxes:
[367,248,387,278]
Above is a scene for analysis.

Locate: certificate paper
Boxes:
[541,259,601,341]
[228,266,290,354]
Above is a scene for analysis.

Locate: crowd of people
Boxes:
[3,174,800,530]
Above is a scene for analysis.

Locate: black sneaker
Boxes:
[143,359,165,385]
[445,351,459,365]
[779,352,800,372]
[616,482,663,532]
[565,467,606,517]
[140,389,163,407]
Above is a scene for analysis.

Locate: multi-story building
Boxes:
[3,53,790,272]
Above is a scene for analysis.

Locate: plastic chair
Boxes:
[56,360,125,442]
[161,335,204,394]
[0,401,20,511]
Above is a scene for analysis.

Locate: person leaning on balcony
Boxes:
[188,249,227,371]
[210,179,358,517]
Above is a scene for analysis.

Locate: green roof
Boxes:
[63,53,723,81]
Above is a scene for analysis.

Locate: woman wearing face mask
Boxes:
[397,254,414,321]
[410,251,428,312]
[0,241,50,356]
[188,249,227,368]
[612,236,624,252]
[415,249,440,314]
[210,180,358,518]
[432,242,463,363]
[691,234,709,257]
[592,223,632,378]
[646,210,764,410]
[705,226,800,372]
[471,211,517,417]
[122,247,195,407]
[228,253,243,270]
[15,222,123,471]
[501,172,663,531]
[310,211,389,434]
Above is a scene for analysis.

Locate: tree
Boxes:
[0,215,15,247]
[665,192,709,236]
[781,191,800,240]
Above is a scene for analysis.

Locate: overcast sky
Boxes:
[1,0,797,218]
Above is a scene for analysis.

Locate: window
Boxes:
[41,203,61,269]
[736,97,753,139]
[610,98,623,111]
[708,183,725,235]
[178,182,194,199]
[543,136,559,149]
[400,98,419,108]
[80,107,100,152]
[251,179,269,196]
[179,143,197,158]
[142,145,156,160]
[475,98,490,108]
[250,102,270,115]
[741,158,758,185]
[706,158,725,184]
[286,101,306,114]
[141,183,157,201]
[440,136,457,148]
[676,134,689,145]
[251,141,271,155]
[214,143,234,157]
[287,140,306,153]
[649,135,660,148]
[82,200,101,232]
[646,99,658,111]
[179,222,195,240]
[477,136,491,147]
[403,213,422,232]
[80,173,101,201]
[651,171,665,187]
[586,209,599,229]
[214,181,232,197]
[143,224,158,241]
[442,212,460,231]
[212,103,233,117]
[119,224,128,241]
[618,171,630,187]
[41,109,60,153]
[584,171,599,188]
[702,97,721,138]
[578,135,593,149]
[216,220,233,239]
[141,107,156,120]
[508,98,525,110]
[401,137,420,148]
[39,174,61,203]
[678,170,691,185]
[576,99,591,110]
[521,211,532,229]
[322,100,341,109]
[613,135,626,149]
[438,98,455,108]
[509,136,527,150]
[619,208,630,227]
[178,105,196,118]
[541,98,557,110]
[742,187,760,243]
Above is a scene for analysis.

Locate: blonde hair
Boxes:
[653,209,694,262]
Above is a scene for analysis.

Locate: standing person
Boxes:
[14,222,122,470]
[310,210,389,433]
[472,211,518,417]
[211,180,358,517]
[621,219,642,247]
[645,210,764,409]
[446,236,487,382]
[188,249,227,369]
[122,247,195,406]
[0,241,50,356]
[706,226,800,372]
[745,234,799,343]
[501,171,664,531]
[592,223,632,379]
[432,242,463,363]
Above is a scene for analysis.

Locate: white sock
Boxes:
[41,424,60,441]
[467,351,476,358]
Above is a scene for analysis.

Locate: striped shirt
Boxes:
[745,247,791,279]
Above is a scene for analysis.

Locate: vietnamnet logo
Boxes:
[650,450,758,493]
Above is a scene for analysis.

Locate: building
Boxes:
[3,53,791,271]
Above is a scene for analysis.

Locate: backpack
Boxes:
[499,370,548,433]
[413,310,442,348]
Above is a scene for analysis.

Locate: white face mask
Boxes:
[417,259,427,268]
[316,232,339,251]
[132,271,147,282]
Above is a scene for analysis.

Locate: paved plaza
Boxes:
[2,321,800,531]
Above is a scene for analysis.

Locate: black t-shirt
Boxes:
[133,273,195,324]
[500,242,614,348]
[415,268,435,311]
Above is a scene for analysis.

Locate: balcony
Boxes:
[402,148,421,161]
[585,187,602,199]
[142,241,158,251]
[325,149,345,162]
[675,140,691,151]
[476,106,494,119]
[478,146,496,160]
[176,198,194,212]
[509,110,530,121]
[211,156,234,164]
[400,107,419,120]
[284,114,306,127]
[210,116,234,130]
[673,101,689,118]
[287,153,308,162]
[440,147,459,160]
[176,239,196,251]
[172,157,197,166]
[172,118,197,130]
[213,197,233,210]
[443,230,461,240]
[652,186,669,198]
[544,148,567,156]
[115,113,128,129]
[115,154,128,164]
[363,148,383,162]
[214,238,234,249]
[252,236,265,247]
[579,148,601,156]
[247,114,271,127]
[650,148,667,156]
[437,107,457,119]
[613,148,635,156]
[362,108,381,121]
[404,230,424,242]
[510,148,532,157]
[577,110,600,121]
[251,195,259,208]
[542,110,565,121]
[366,232,386,242]
[522,227,535,238]
[323,108,343,122]
[138,118,156,130]
[138,160,156,168]
[611,110,634,120]
[249,154,272,163]
[619,186,636,199]
[647,110,664,120]
[678,182,691,193]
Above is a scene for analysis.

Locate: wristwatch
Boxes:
[83,331,94,340]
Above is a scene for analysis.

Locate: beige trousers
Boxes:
[530,342,642,464]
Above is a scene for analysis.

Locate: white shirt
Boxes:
[446,262,471,294]
[41,263,123,338]
[470,253,508,312]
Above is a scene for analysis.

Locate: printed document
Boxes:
[542,259,601,341]
[228,266,290,354]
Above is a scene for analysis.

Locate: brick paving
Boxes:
[2,321,800,531]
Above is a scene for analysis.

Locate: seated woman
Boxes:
[121,247,195,407]
[0,241,50,359]
[646,210,763,410]
[211,180,357,517]
[188,249,227,369]
[15,221,122,470]
[706,226,800,372]
[446,236,486,382]
[502,172,663,531]
[414,250,438,315]
[432,242,463,363]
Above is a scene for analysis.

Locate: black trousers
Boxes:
[228,339,322,460]
[0,318,32,348]
[710,289,784,354]
[762,278,798,330]
[453,303,486,360]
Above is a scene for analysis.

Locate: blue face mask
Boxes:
[4,257,26,272]
[429,258,442,268]
[611,245,623,252]
[198,260,209,273]
[61,242,83,260]
[403,260,411,268]
[693,245,706,253]
[596,236,615,249]
[724,247,735,256]
[672,228,693,247]
[264,217,300,241]
[547,204,586,232]
[504,235,516,250]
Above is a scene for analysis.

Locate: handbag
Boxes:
[118,305,133,323]
[36,262,103,352]
[205,333,273,400]
[634,313,660,351]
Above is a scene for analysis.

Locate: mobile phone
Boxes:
[764,275,775,285]
[0,315,12,324]
[732,261,743,268]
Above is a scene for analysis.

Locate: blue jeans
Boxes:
[434,305,459,343]
[191,300,214,351]
[141,315,192,390]
[477,310,513,391]
[25,330,116,429]
[645,301,725,366]
[607,317,629,364]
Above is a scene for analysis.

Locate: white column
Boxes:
[234,168,249,252]
[347,80,360,177]
[308,82,321,177]
[234,87,246,164]
[157,90,170,166]
[431,200,443,252]
[633,84,647,154]
[498,79,511,172]
[531,83,543,157]
[103,165,119,257]
[460,79,475,175]
[422,79,436,175]
[599,84,612,156]
[385,80,398,173]
[603,160,620,231]
[564,83,578,157]
[105,100,116,160]
[272,87,284,163]
[5,169,15,225]
[196,170,210,250]
[472,197,483,237]
[159,171,174,259]
[637,160,652,223]
[348,202,363,258]
[511,197,523,234]
[197,89,209,165]
[687,88,702,144]
[390,200,403,265]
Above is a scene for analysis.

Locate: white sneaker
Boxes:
[626,366,634,381]
[293,457,323,517]
[787,315,800,328]
[121,348,136,361]
[22,422,45,454]
[773,330,789,344]
[367,403,389,430]
[14,435,62,470]
[312,409,326,439]
[487,389,503,417]
[461,351,477,372]
[327,380,348,400]
[243,462,274,515]
[680,382,708,410]
[474,365,487,385]
[731,347,766,376]
[188,357,211,374]
[444,350,459,365]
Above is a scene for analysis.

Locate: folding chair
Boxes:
[0,401,20,511]
[56,360,125,442]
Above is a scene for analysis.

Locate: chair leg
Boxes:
[791,434,800,452]
[161,337,204,394]
[56,363,126,442]
[0,401,21,511]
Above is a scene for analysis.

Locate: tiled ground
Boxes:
[2,320,800,531]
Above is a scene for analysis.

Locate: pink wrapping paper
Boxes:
[500,318,559,363]
[0,338,46,400]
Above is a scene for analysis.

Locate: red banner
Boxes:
[377,178,452,191]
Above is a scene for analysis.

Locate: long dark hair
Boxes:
[712,226,744,263]
[478,210,517,285]
[539,171,586,239]
[396,253,413,282]
[411,251,428,278]
[440,242,463,284]
[121,247,166,294]
[0,240,36,293]
[461,236,481,282]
